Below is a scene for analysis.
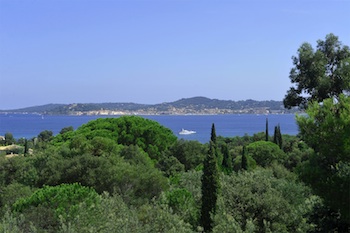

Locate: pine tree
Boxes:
[265,118,269,141]
[241,146,248,171]
[200,125,220,232]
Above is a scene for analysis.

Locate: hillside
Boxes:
[0,97,292,115]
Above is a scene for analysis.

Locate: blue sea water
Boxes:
[0,114,299,144]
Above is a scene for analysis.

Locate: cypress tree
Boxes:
[200,139,220,232]
[210,123,217,145]
[277,124,283,149]
[241,146,248,170]
[221,143,232,174]
[273,124,283,149]
[273,126,278,145]
[24,139,29,156]
[265,118,269,141]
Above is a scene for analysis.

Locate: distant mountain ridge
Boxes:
[0,97,291,115]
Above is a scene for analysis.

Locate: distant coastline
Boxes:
[0,96,299,116]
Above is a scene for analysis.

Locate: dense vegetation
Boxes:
[0,34,349,232]
[1,108,349,232]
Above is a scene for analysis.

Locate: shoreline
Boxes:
[0,111,300,116]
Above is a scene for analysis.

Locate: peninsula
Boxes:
[0,97,297,115]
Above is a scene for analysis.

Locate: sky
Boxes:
[0,0,349,109]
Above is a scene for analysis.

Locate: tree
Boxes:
[273,124,283,149]
[12,183,100,231]
[162,188,199,227]
[4,132,15,146]
[37,130,53,142]
[284,33,350,109]
[297,94,350,228]
[216,167,318,232]
[241,146,248,171]
[221,143,232,174]
[157,154,185,177]
[200,140,220,232]
[60,194,142,233]
[210,123,217,145]
[72,116,177,160]
[23,139,29,155]
[169,139,206,171]
[59,126,74,135]
[265,118,269,141]
[246,141,286,167]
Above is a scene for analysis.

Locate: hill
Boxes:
[0,97,292,115]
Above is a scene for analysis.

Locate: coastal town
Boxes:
[0,97,298,116]
[66,106,291,116]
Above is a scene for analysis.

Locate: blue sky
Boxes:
[0,0,349,109]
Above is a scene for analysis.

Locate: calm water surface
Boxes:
[0,114,299,143]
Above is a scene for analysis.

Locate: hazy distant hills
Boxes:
[0,97,292,115]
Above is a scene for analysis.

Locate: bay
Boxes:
[0,114,299,144]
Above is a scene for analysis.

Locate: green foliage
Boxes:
[59,193,141,233]
[246,141,286,167]
[200,141,220,232]
[68,134,91,156]
[162,188,199,227]
[221,143,232,174]
[35,130,54,150]
[171,170,203,208]
[210,123,217,144]
[273,124,283,149]
[213,212,247,233]
[265,118,269,141]
[281,135,313,170]
[23,139,29,155]
[233,154,256,172]
[217,167,317,232]
[306,197,350,232]
[157,154,185,177]
[0,183,33,212]
[13,183,100,219]
[252,131,266,142]
[113,161,168,205]
[4,133,15,146]
[137,202,194,233]
[121,144,154,166]
[0,210,27,233]
[296,94,350,226]
[0,156,38,187]
[2,114,345,232]
[37,130,53,143]
[34,152,168,205]
[90,136,118,156]
[11,183,100,232]
[59,126,74,135]
[284,33,350,109]
[168,139,206,171]
[70,116,177,160]
[241,146,248,171]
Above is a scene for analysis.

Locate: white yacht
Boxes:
[179,128,196,135]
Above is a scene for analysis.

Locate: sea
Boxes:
[0,114,299,144]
